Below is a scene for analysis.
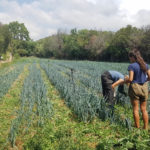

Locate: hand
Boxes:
[124,75,129,82]
[112,84,115,89]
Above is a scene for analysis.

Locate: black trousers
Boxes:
[101,71,114,105]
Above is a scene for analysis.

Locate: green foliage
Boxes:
[15,40,37,56]
[0,61,28,149]
[24,123,90,150]
[0,63,25,99]
[1,20,150,62]
[7,21,35,57]
[35,25,147,62]
[1,58,150,149]
[17,49,28,56]
[140,25,150,62]
[0,24,11,54]
[36,28,113,60]
[102,25,143,62]
[8,64,53,147]
[40,59,132,129]
[36,25,150,62]
[97,129,150,150]
[63,29,98,60]
[8,21,30,41]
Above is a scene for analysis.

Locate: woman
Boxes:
[101,70,126,105]
[125,49,150,129]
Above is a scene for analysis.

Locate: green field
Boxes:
[0,58,150,150]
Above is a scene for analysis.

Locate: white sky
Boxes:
[120,0,150,14]
[0,0,150,40]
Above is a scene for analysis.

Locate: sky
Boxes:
[0,0,150,41]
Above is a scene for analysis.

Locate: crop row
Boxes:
[40,60,132,129]
[49,59,150,122]
[9,63,53,147]
[46,60,130,106]
[0,63,25,99]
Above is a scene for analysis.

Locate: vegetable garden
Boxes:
[0,58,150,149]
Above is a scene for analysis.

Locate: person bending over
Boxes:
[101,70,126,105]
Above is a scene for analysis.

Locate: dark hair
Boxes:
[128,49,147,72]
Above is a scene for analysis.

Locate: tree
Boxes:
[63,28,80,59]
[63,29,92,60]
[140,25,150,62]
[15,40,37,56]
[8,21,30,41]
[8,21,31,56]
[0,23,11,54]
[86,31,114,60]
[102,25,142,62]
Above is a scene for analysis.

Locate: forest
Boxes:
[0,21,150,62]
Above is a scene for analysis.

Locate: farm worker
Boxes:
[125,49,150,130]
[101,70,126,105]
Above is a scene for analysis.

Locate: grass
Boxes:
[1,58,150,149]
[0,64,29,149]
[23,65,150,150]
[24,66,112,149]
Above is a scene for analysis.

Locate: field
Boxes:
[0,58,150,150]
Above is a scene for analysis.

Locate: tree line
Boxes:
[0,21,36,58]
[0,21,150,62]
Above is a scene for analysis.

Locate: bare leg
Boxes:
[140,101,149,130]
[131,100,140,128]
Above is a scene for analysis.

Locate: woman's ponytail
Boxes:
[128,49,147,72]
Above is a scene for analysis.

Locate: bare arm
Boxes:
[112,79,124,89]
[147,69,150,81]
[125,71,134,83]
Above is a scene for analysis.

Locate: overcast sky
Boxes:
[0,0,150,41]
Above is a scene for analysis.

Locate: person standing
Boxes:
[125,49,150,130]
